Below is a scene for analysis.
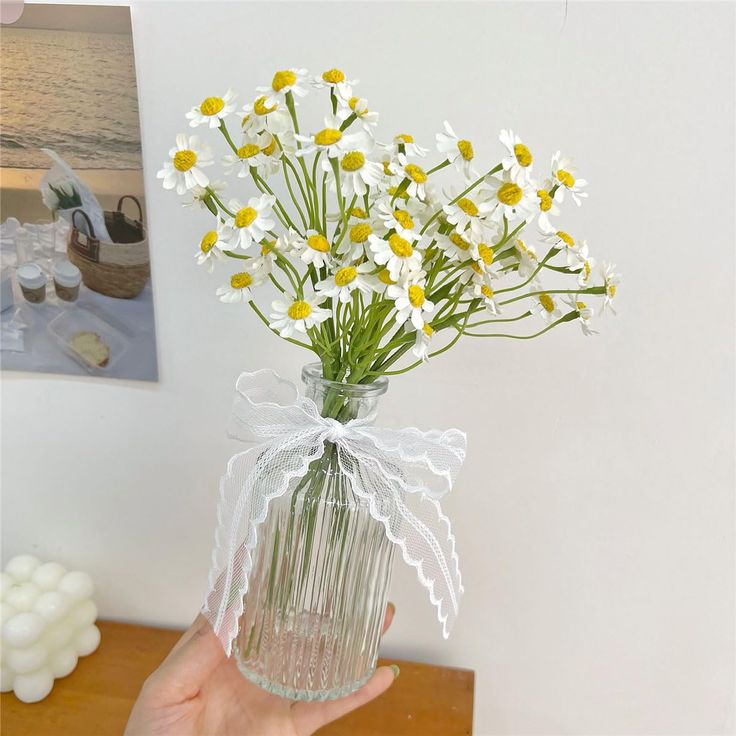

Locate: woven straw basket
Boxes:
[68,196,150,299]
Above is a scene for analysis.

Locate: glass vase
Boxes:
[234,364,395,701]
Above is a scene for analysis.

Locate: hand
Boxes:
[125,604,398,735]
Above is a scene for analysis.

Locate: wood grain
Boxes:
[1,620,474,735]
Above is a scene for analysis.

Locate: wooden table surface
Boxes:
[1,620,474,735]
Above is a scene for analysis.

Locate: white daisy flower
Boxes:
[269,293,331,338]
[576,257,597,287]
[499,129,534,183]
[186,89,238,128]
[324,145,383,198]
[275,227,303,255]
[369,232,423,280]
[250,238,278,278]
[371,267,398,295]
[438,229,474,262]
[257,68,309,108]
[181,181,226,210]
[375,198,421,241]
[315,261,374,303]
[387,271,435,330]
[241,96,293,136]
[443,189,494,239]
[157,134,213,195]
[224,193,276,251]
[411,323,434,362]
[436,121,475,178]
[338,95,379,132]
[531,292,562,323]
[312,68,357,99]
[391,154,431,200]
[515,239,540,280]
[551,151,588,206]
[295,114,366,158]
[533,180,561,231]
[222,136,266,178]
[254,132,283,178]
[563,296,597,335]
[216,266,264,303]
[390,133,428,158]
[337,219,376,260]
[467,276,501,315]
[599,261,621,313]
[541,229,588,269]
[195,227,229,273]
[485,171,536,224]
[298,230,333,269]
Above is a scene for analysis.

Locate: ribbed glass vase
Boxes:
[234,364,395,701]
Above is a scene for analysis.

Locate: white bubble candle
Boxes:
[0,556,100,703]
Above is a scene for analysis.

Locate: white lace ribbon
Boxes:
[202,369,466,656]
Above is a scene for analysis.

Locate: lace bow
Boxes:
[203,369,466,655]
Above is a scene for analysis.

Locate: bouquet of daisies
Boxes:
[159,67,620,386]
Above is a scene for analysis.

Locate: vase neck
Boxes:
[301,363,388,424]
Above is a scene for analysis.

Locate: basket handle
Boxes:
[71,208,95,238]
[117,195,143,222]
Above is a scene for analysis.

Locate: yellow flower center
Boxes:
[408,285,425,308]
[470,261,483,275]
[261,137,277,156]
[261,241,276,256]
[449,232,471,251]
[422,323,434,337]
[314,128,342,146]
[539,293,555,313]
[200,231,218,254]
[397,134,414,144]
[478,244,494,265]
[272,70,296,92]
[457,197,479,217]
[581,261,591,282]
[200,96,225,116]
[389,234,413,258]
[350,223,372,243]
[497,182,523,206]
[348,96,360,111]
[235,207,257,228]
[481,284,494,299]
[230,272,253,290]
[387,185,409,201]
[557,231,574,247]
[608,284,617,298]
[350,207,368,219]
[254,96,277,115]
[287,300,312,320]
[173,149,197,172]
[457,139,474,161]
[334,266,357,286]
[537,189,552,212]
[378,269,395,285]
[341,151,365,171]
[576,301,587,311]
[237,143,261,159]
[322,68,345,84]
[513,143,532,167]
[405,163,427,183]
[393,209,414,230]
[307,233,330,252]
[556,169,575,187]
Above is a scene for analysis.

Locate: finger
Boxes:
[292,665,398,736]
[146,615,226,701]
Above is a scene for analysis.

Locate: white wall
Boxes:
[2,2,734,733]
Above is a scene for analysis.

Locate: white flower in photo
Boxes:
[467,276,501,315]
[540,229,589,269]
[250,239,278,278]
[186,89,237,128]
[499,129,534,183]
[299,230,333,269]
[269,293,331,338]
[222,137,266,178]
[254,132,283,177]
[369,232,423,280]
[257,68,309,108]
[375,199,421,241]
[599,261,621,313]
[411,323,434,362]
[390,133,428,158]
[388,271,435,330]
[241,96,293,137]
[337,219,375,260]
[531,291,562,323]
[224,193,276,250]
[438,229,475,262]
[275,227,302,254]
[157,134,213,194]
[370,267,398,295]
[551,151,588,206]
[576,257,597,287]
[485,171,536,223]
[312,68,357,99]
[533,181,561,231]
[564,296,597,335]
[215,266,264,303]
[436,121,475,178]
[194,227,229,273]
[515,239,540,280]
[316,261,374,303]
[392,154,430,200]
[325,145,383,198]
[295,114,366,159]
[338,95,379,132]
[182,181,226,209]
[443,189,494,239]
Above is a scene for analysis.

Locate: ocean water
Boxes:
[0,27,142,169]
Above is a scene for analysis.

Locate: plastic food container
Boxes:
[52,260,82,302]
[47,308,128,375]
[16,263,47,304]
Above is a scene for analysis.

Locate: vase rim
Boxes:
[301,363,388,397]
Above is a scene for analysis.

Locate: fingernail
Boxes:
[389,664,400,679]
[388,601,396,616]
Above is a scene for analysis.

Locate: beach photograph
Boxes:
[0,3,158,381]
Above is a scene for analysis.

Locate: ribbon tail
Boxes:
[336,446,464,638]
[202,432,325,655]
